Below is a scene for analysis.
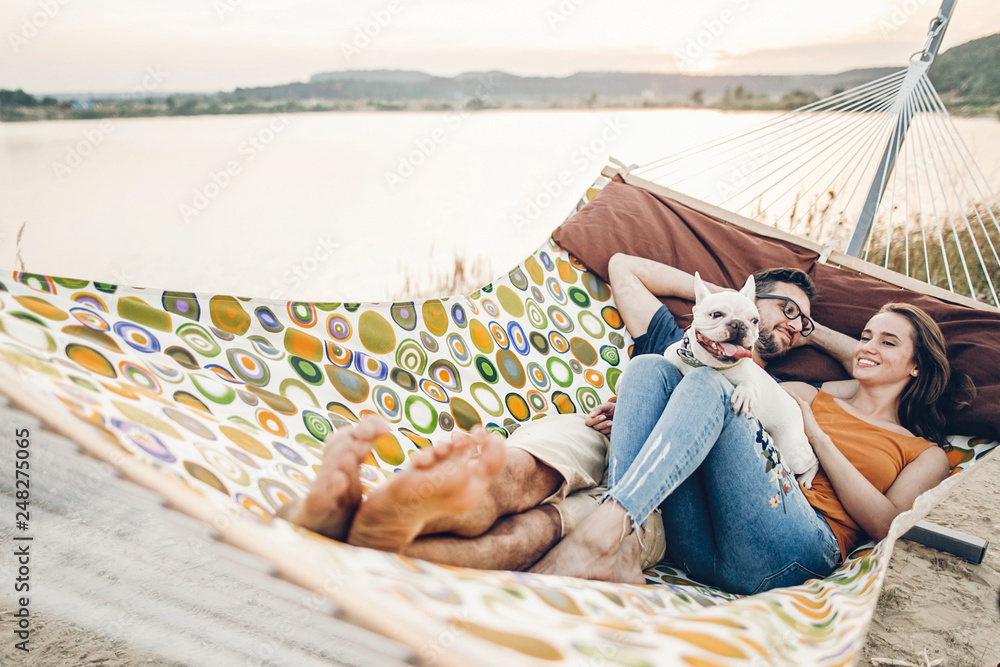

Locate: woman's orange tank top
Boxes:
[801,390,936,559]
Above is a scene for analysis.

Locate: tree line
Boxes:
[0,89,57,107]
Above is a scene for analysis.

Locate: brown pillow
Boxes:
[552,179,1000,439]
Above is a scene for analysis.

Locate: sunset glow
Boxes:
[2,0,999,93]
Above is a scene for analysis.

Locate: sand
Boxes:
[0,613,182,667]
[862,452,1000,667]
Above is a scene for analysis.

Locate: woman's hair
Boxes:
[878,303,975,447]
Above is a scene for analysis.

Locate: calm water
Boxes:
[3,109,999,301]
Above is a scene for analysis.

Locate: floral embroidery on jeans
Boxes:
[752,416,793,513]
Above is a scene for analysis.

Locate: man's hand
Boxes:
[585,401,616,436]
[801,321,857,374]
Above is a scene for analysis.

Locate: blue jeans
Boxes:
[608,355,842,594]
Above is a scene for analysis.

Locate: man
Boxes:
[279,254,856,569]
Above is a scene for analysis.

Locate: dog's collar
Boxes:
[675,334,747,371]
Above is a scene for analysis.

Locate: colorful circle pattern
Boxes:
[0,238,631,508]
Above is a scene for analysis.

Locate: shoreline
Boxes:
[4,102,1000,124]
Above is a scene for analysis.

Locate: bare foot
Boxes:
[420,445,563,538]
[347,427,506,552]
[529,500,646,584]
[276,418,390,540]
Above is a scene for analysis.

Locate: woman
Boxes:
[531,303,974,592]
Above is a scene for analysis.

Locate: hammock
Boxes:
[1,170,997,665]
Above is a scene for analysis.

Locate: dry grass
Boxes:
[15,221,26,272]
[391,251,494,300]
[777,190,1000,304]
[863,203,1000,303]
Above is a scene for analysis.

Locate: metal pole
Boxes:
[845,0,958,257]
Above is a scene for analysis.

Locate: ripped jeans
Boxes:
[607,355,841,594]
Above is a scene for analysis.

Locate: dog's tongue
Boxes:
[717,341,753,359]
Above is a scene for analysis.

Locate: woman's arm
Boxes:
[818,379,858,399]
[788,392,950,542]
[780,381,818,403]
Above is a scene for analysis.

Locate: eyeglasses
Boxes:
[755,294,814,337]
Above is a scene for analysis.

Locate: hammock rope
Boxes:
[631,57,1000,307]
[723,89,902,216]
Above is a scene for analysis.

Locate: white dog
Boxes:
[662,273,819,488]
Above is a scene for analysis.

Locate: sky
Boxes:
[1,0,999,94]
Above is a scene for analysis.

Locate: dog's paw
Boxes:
[796,463,819,489]
[731,382,759,415]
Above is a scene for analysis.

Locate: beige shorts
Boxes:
[505,414,666,570]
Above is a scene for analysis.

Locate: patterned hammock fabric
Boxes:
[0,177,996,666]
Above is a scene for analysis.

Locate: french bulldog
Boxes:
[662,273,819,488]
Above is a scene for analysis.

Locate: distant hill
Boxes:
[228,35,1000,106]
[929,33,1000,99]
[309,70,433,85]
[232,68,899,103]
[10,35,998,123]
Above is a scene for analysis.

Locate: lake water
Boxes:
[3,109,999,301]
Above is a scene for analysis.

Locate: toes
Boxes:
[330,438,368,471]
[463,426,491,452]
[442,432,467,456]
[349,417,390,445]
[477,433,507,476]
[410,447,438,469]
[305,469,351,513]
[321,420,382,464]
[432,438,456,460]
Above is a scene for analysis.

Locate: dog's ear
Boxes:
[739,274,756,302]
[693,272,711,304]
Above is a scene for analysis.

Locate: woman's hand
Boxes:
[782,385,948,542]
[783,388,829,449]
[585,401,615,436]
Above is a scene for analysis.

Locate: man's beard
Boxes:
[755,328,784,361]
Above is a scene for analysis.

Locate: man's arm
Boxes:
[592,253,707,435]
[607,253,724,337]
[608,253,858,373]
[803,321,857,374]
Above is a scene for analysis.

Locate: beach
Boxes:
[863,452,1000,666]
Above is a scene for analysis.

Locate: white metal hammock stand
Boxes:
[632,0,1000,309]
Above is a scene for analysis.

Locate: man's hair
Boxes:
[752,267,817,301]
